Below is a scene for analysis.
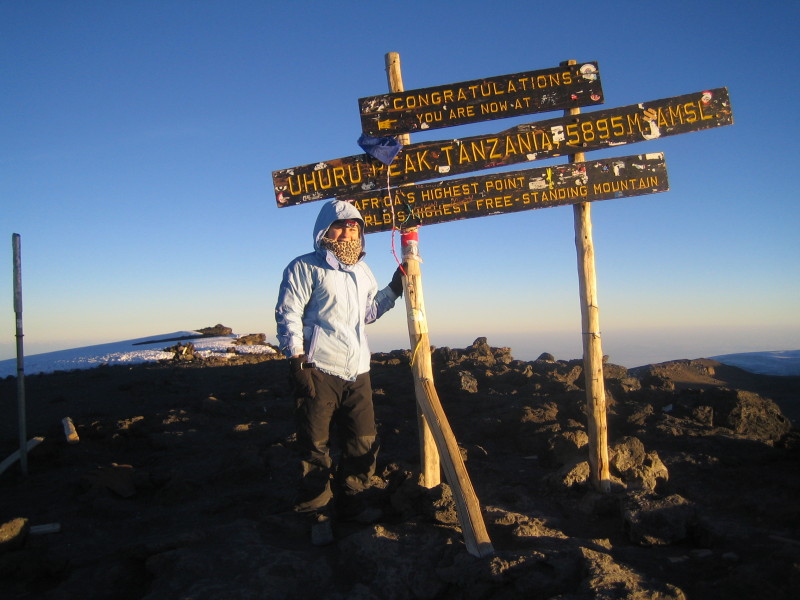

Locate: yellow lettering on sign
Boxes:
[565,102,718,146]
[683,103,698,123]
[504,137,517,157]
[698,99,715,121]
[641,175,659,188]
[610,116,625,136]
[458,143,472,164]
[626,112,644,135]
[484,176,525,192]
[413,150,433,171]
[591,176,660,195]
[419,182,481,202]
[595,119,610,140]
[510,132,532,154]
[285,163,367,197]
[440,145,456,166]
[516,70,572,90]
[667,105,683,125]
[480,100,509,115]
[448,106,475,119]
[404,152,419,173]
[487,138,501,159]
[538,130,554,151]
[415,111,444,125]
[536,185,587,202]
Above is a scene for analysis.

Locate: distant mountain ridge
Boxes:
[709,349,800,376]
[1,329,798,378]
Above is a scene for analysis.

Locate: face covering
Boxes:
[320,236,362,265]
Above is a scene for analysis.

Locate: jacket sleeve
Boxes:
[365,280,399,325]
[275,259,314,358]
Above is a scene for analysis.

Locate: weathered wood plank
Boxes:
[273,88,729,207]
[359,62,603,136]
[352,153,668,233]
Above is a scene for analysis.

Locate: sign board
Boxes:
[350,153,668,233]
[273,88,731,207]
[359,62,603,137]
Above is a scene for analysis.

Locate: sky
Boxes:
[2,0,799,368]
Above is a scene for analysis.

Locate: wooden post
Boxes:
[12,233,28,476]
[0,437,43,476]
[563,61,611,492]
[384,52,440,489]
[399,226,493,557]
[385,52,493,557]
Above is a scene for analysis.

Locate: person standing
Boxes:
[275,199,403,544]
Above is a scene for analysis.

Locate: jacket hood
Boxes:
[313,200,365,254]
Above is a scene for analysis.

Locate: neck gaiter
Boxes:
[320,237,362,265]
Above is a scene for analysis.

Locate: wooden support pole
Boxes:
[30,523,61,535]
[563,61,611,492]
[399,234,441,488]
[62,417,80,444]
[385,53,493,557]
[384,52,439,489]
[0,437,42,477]
[12,233,28,477]
[399,227,493,557]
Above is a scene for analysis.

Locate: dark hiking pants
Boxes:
[293,369,378,514]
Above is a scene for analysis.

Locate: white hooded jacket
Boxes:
[275,200,399,381]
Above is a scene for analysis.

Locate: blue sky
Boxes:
[2,0,799,367]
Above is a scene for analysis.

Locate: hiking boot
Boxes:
[335,489,384,524]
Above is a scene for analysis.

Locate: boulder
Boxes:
[622,492,696,546]
[0,518,29,553]
[197,324,233,336]
[234,333,266,345]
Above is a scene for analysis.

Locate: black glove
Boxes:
[288,355,316,398]
[389,265,405,297]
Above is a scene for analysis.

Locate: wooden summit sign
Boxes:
[273,88,731,207]
[352,153,668,233]
[359,62,603,137]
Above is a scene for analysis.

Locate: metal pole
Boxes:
[12,233,28,476]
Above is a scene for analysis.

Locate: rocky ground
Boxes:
[1,337,798,599]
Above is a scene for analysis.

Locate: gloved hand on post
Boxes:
[389,264,406,297]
